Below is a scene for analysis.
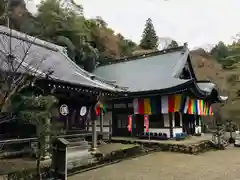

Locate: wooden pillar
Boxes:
[169,113,173,138]
[109,118,112,141]
[179,113,183,127]
[172,113,175,127]
[109,103,113,141]
[91,119,97,151]
[66,116,69,131]
[100,109,103,133]
[86,118,89,131]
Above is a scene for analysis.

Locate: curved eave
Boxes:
[112,79,195,99]
[190,81,228,103]
[36,78,125,97]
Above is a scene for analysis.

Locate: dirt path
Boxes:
[69,146,240,180]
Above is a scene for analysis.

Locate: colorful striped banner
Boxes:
[138,98,144,114]
[133,98,159,115]
[161,96,169,114]
[133,98,139,114]
[132,96,214,116]
[100,103,107,112]
[174,94,182,112]
[196,100,200,115]
[144,98,151,115]
[183,97,190,113]
[150,97,156,114]
[199,100,204,115]
[150,97,161,114]
[187,98,194,114]
[204,102,208,116]
[209,106,214,115]
[168,95,175,113]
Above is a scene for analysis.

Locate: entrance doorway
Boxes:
[182,114,195,135]
[134,115,144,136]
[112,113,129,136]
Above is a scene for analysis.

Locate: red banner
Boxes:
[128,115,132,132]
[144,115,149,132]
[95,106,101,117]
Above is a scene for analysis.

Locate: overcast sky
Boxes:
[27,0,240,48]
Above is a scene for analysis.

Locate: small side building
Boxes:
[93,46,227,139]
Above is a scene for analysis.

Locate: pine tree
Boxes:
[167,40,179,49]
[140,18,159,50]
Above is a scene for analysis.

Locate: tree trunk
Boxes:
[36,142,42,180]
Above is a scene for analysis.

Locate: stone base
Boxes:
[91,147,98,152]
[41,155,51,161]
[110,139,214,155]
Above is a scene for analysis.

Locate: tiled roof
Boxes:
[0,25,123,92]
[197,82,216,94]
[93,47,192,92]
[197,82,228,102]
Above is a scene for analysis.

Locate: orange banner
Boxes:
[128,115,132,132]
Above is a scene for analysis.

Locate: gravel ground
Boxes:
[69,146,240,180]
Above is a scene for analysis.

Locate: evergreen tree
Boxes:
[140,18,159,50]
[211,41,229,61]
[167,40,179,49]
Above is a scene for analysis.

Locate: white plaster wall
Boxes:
[143,128,183,138]
[195,116,202,134]
[102,112,112,125]
[195,126,202,134]
[89,112,112,126]
[224,131,237,139]
[144,128,171,138]
[173,128,183,138]
[87,112,112,134]
[163,114,170,127]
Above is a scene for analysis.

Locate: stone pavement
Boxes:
[112,133,213,145]
[69,146,240,180]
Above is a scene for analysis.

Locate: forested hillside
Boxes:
[191,37,240,122]
[0,0,178,67]
[1,0,240,122]
[0,0,140,71]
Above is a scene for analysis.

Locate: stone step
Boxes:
[67,137,85,142]
[210,139,229,147]
[67,151,97,170]
[68,141,89,148]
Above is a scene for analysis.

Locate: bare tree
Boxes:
[0,26,54,113]
[0,26,58,180]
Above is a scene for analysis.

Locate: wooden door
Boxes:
[135,115,144,136]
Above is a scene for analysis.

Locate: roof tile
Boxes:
[93,48,191,92]
[0,26,123,92]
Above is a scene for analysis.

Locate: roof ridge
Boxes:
[58,50,125,91]
[97,46,187,67]
[0,25,66,53]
